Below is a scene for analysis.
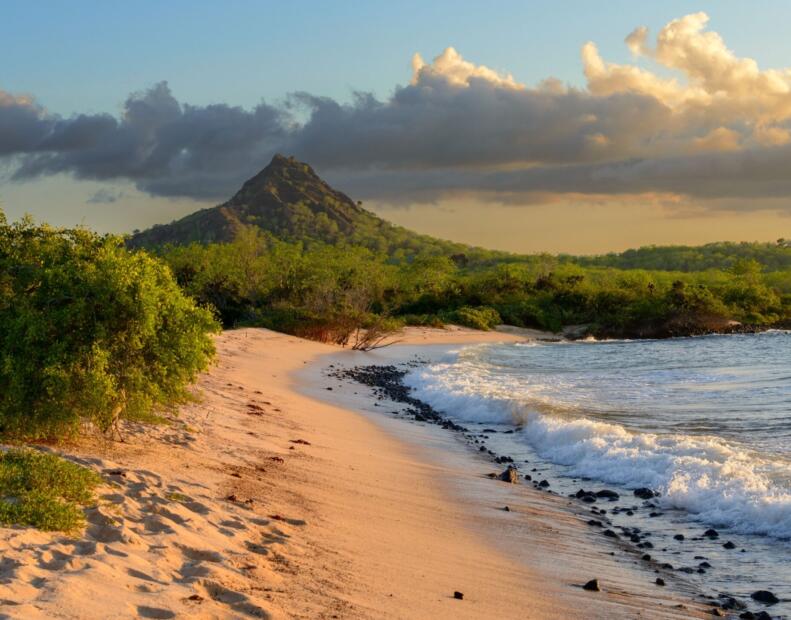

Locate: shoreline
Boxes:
[298,333,720,619]
[0,327,713,619]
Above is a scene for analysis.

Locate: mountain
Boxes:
[128,154,470,258]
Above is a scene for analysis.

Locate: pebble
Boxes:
[582,579,600,592]
[453,591,464,600]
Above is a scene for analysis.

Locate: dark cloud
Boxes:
[7,82,286,200]
[3,32,791,210]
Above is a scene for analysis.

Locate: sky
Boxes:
[2,1,791,254]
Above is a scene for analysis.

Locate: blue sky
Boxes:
[4,1,791,115]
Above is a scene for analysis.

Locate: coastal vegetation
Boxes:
[158,228,791,340]
[0,448,101,531]
[0,212,219,441]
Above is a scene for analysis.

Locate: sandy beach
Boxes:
[0,327,712,619]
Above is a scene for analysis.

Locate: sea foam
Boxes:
[405,348,791,539]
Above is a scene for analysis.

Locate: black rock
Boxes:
[602,529,619,539]
[453,591,464,600]
[503,506,510,512]
[587,520,603,527]
[655,578,665,586]
[633,487,655,499]
[596,489,620,500]
[704,528,720,538]
[498,466,520,484]
[699,561,712,569]
[524,474,532,481]
[739,613,755,620]
[723,541,736,549]
[582,579,600,592]
[538,479,550,488]
[674,534,685,541]
[719,596,746,611]
[641,553,652,561]
[751,590,779,605]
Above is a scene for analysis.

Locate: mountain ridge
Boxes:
[128,154,469,257]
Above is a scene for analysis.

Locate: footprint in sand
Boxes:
[136,605,176,619]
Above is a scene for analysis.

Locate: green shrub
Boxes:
[0,448,101,531]
[0,217,220,439]
[448,306,502,331]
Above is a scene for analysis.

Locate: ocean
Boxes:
[405,331,790,614]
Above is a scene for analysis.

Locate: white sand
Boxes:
[0,327,710,618]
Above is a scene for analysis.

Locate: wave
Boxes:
[405,354,791,539]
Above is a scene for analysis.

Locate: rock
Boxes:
[582,579,600,592]
[655,578,665,586]
[596,489,620,500]
[711,609,724,617]
[498,466,520,484]
[634,488,655,499]
[503,506,510,512]
[587,520,603,527]
[641,554,651,561]
[674,534,685,541]
[538,479,550,488]
[739,613,755,620]
[751,590,779,605]
[723,541,736,549]
[602,529,619,539]
[453,591,464,600]
[719,596,746,611]
[704,528,719,538]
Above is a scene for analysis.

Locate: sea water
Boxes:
[405,331,791,613]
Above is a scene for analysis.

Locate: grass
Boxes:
[0,448,101,531]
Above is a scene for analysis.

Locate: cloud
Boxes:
[86,188,125,204]
[3,14,791,212]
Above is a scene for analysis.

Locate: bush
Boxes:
[0,448,101,531]
[448,306,502,331]
[0,216,220,439]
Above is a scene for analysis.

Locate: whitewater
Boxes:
[404,331,791,539]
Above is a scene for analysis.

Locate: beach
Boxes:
[0,327,712,619]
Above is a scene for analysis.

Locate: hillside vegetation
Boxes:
[130,155,789,340]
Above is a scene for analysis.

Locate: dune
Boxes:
[0,327,711,619]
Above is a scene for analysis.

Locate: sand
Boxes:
[0,327,711,619]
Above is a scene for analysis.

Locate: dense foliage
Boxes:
[157,228,791,340]
[0,214,219,439]
[567,241,791,272]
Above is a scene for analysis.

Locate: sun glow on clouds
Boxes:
[411,47,523,90]
[585,12,791,147]
[3,12,791,217]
